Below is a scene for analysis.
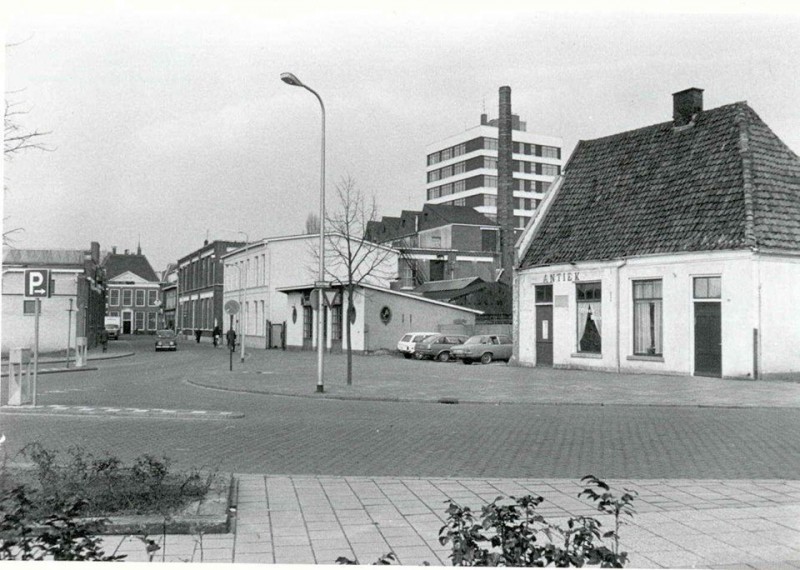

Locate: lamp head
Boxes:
[280,72,304,87]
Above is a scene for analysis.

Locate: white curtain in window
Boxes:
[634,300,662,355]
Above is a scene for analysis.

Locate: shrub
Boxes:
[338,476,637,567]
[15,443,217,518]
[0,485,125,561]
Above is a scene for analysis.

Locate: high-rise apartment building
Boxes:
[425,113,563,229]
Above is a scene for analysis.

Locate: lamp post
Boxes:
[281,71,326,394]
[225,230,249,363]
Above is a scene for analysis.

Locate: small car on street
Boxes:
[414,334,468,362]
[397,331,439,359]
[450,334,513,364]
[105,324,120,340]
[155,329,178,352]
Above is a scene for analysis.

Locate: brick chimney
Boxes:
[497,86,514,285]
[673,87,703,127]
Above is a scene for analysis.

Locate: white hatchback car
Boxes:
[397,332,439,359]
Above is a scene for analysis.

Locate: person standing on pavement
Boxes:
[226,327,237,351]
[195,329,202,343]
[213,325,221,348]
[99,328,109,353]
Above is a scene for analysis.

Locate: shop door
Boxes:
[536,305,553,366]
[694,302,721,377]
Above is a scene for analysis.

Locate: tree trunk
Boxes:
[346,286,354,385]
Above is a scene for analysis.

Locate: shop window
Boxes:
[576,282,602,353]
[109,289,120,306]
[693,276,721,299]
[135,290,145,307]
[633,280,663,356]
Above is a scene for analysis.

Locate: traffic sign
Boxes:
[323,289,338,307]
[314,281,332,289]
[24,270,51,298]
[224,300,240,315]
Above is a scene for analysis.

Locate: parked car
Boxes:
[104,324,120,340]
[451,334,513,364]
[397,332,439,359]
[414,334,468,362]
[155,329,178,352]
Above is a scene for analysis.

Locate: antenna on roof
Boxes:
[137,234,141,255]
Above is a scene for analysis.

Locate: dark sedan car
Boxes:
[451,334,513,364]
[414,334,468,362]
[155,330,178,352]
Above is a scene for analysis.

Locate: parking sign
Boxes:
[24,270,51,298]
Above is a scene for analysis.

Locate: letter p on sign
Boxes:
[25,269,51,298]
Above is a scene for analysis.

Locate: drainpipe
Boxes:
[614,258,628,373]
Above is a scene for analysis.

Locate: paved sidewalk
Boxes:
[104,475,800,567]
[0,341,134,377]
[190,350,800,408]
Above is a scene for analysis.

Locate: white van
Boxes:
[397,332,439,359]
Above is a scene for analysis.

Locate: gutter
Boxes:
[614,258,628,373]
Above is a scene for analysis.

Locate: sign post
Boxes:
[24,270,50,407]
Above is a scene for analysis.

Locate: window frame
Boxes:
[576,282,602,354]
[632,279,663,356]
[122,289,133,306]
[109,289,120,306]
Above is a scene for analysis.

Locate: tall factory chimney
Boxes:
[496,85,514,285]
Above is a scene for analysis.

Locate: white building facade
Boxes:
[221,233,399,350]
[515,251,800,378]
[425,113,563,230]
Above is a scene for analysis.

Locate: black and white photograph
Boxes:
[2,1,800,566]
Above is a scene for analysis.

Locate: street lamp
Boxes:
[224,229,249,363]
[281,71,326,394]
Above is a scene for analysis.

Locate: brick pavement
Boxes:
[102,475,800,567]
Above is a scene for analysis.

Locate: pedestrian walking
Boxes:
[195,329,202,343]
[213,325,221,348]
[226,328,237,351]
[99,328,109,353]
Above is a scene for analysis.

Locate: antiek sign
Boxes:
[541,271,580,284]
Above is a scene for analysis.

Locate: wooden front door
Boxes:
[694,302,721,377]
[535,285,553,367]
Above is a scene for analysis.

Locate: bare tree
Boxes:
[323,176,396,386]
[304,212,320,234]
[5,42,53,245]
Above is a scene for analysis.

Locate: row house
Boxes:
[177,240,245,337]
[2,242,106,353]
[514,88,800,379]
[102,245,161,333]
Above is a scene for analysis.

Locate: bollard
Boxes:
[75,337,88,367]
[4,348,32,406]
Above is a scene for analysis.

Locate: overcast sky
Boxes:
[4,1,799,272]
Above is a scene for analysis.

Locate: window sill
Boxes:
[627,355,665,363]
[571,352,602,359]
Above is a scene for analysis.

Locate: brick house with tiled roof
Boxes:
[514,89,800,379]
[102,245,162,334]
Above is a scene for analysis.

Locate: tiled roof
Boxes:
[103,253,159,282]
[3,248,85,266]
[519,102,800,269]
[420,204,497,230]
